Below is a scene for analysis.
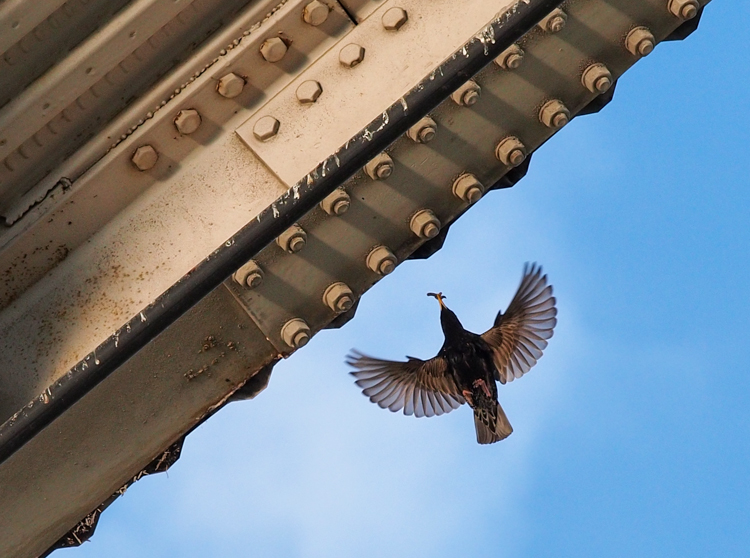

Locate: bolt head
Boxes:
[367,246,397,276]
[382,7,408,31]
[246,272,263,288]
[321,188,350,215]
[294,331,310,347]
[539,9,567,33]
[422,223,439,238]
[669,0,699,20]
[552,112,569,128]
[281,318,311,349]
[253,116,280,141]
[594,75,612,93]
[379,260,395,275]
[288,235,306,253]
[332,199,350,215]
[638,38,654,55]
[131,145,158,171]
[364,153,393,180]
[233,261,264,289]
[260,37,288,63]
[174,109,201,134]
[626,27,656,57]
[495,136,527,167]
[417,126,436,143]
[277,224,307,253]
[323,282,355,313]
[217,73,245,98]
[506,52,523,69]
[508,148,525,166]
[303,0,330,25]
[495,44,524,70]
[548,15,566,33]
[452,173,485,203]
[339,43,365,67]
[540,100,570,129]
[375,161,393,179]
[451,81,481,107]
[410,209,440,239]
[296,80,323,104]
[407,117,438,143]
[462,90,479,106]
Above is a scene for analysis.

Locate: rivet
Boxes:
[253,116,280,141]
[451,80,481,107]
[382,7,408,31]
[323,282,355,313]
[581,63,613,94]
[174,109,201,134]
[625,27,655,57]
[366,246,397,276]
[260,37,288,62]
[131,145,158,171]
[296,80,323,104]
[538,8,567,33]
[303,0,330,25]
[320,187,351,215]
[539,99,570,129]
[668,0,699,20]
[406,116,437,143]
[277,224,307,253]
[339,43,366,67]
[452,173,485,204]
[216,73,245,98]
[410,209,440,239]
[494,44,524,70]
[280,318,311,349]
[233,260,264,289]
[364,153,394,180]
[495,136,527,167]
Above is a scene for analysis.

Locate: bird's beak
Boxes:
[427,292,447,309]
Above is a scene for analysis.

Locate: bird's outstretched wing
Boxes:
[481,262,557,384]
[347,350,465,417]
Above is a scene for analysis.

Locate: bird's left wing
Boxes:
[347,350,465,417]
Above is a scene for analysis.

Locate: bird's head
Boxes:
[427,292,447,309]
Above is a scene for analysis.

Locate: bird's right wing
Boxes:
[346,350,466,417]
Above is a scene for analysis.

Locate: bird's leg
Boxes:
[473,379,492,398]
[461,389,474,407]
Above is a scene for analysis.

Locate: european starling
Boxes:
[347,263,557,444]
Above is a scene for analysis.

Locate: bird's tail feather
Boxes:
[474,402,513,444]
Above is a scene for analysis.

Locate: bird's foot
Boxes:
[473,379,492,398]
[461,389,474,406]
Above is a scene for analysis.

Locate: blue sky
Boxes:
[71,3,750,557]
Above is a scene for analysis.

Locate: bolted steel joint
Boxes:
[296,80,323,104]
[538,8,567,33]
[451,80,481,107]
[364,153,394,180]
[260,37,288,62]
[668,0,699,20]
[539,99,570,129]
[382,7,408,31]
[625,27,656,57]
[233,260,264,289]
[253,116,280,141]
[494,44,524,70]
[280,318,311,349]
[582,63,613,94]
[320,187,350,215]
[276,224,307,253]
[495,136,527,167]
[452,173,485,204]
[131,145,158,171]
[410,209,440,239]
[339,43,365,67]
[174,109,201,134]
[407,116,437,143]
[323,282,355,313]
[366,245,397,276]
[217,73,245,98]
[303,0,330,26]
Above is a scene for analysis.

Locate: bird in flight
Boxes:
[347,263,556,444]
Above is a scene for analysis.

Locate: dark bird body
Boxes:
[347,263,556,444]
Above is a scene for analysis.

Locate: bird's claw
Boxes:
[473,379,492,398]
[462,389,474,406]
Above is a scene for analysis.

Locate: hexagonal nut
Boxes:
[364,152,394,180]
[538,8,567,33]
[406,116,437,144]
[276,224,307,253]
[174,109,201,134]
[131,144,158,171]
[410,209,440,239]
[303,0,330,26]
[494,44,524,70]
[582,63,613,94]
[320,187,350,215]
[339,43,365,68]
[382,7,408,31]
[232,260,264,289]
[260,37,288,62]
[452,173,485,204]
[625,26,655,57]
[253,115,280,141]
[451,80,481,107]
[280,318,311,349]
[366,245,397,276]
[539,99,570,129]
[495,136,527,167]
[323,282,355,313]
[296,80,323,104]
[217,72,245,98]
[668,0,699,20]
